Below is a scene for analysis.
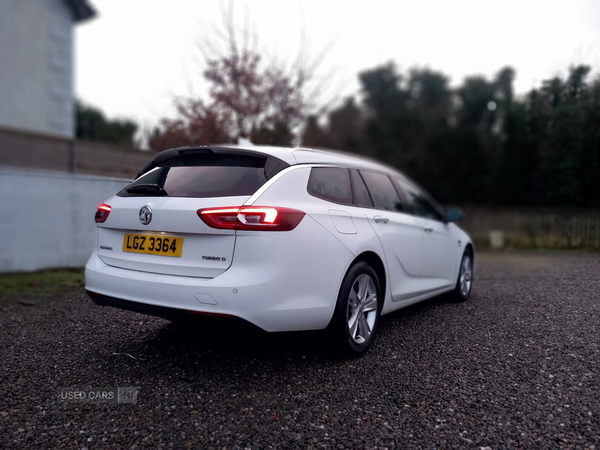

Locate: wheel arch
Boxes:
[326,249,387,350]
[351,251,387,303]
[465,242,474,260]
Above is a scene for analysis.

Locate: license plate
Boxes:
[122,234,183,257]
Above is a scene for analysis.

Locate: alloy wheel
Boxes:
[347,274,378,344]
[459,255,473,297]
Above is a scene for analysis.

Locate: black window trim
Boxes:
[349,169,374,208]
[304,164,445,222]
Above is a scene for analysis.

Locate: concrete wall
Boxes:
[0,126,152,179]
[0,0,75,138]
[0,167,129,272]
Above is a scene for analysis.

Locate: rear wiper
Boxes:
[126,184,168,196]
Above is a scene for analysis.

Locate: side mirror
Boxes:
[444,208,463,223]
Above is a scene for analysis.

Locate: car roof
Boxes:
[152,144,403,177]
[237,144,399,172]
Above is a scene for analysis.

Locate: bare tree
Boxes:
[149,0,333,151]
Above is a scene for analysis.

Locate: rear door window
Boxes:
[395,178,443,221]
[307,167,353,205]
[119,154,271,198]
[359,171,404,212]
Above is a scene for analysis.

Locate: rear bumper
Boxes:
[85,255,341,332]
[85,217,355,332]
[86,289,252,325]
[85,290,180,319]
[87,290,192,320]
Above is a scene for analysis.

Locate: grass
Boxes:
[0,268,84,301]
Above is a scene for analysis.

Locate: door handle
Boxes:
[374,216,389,224]
[423,226,434,233]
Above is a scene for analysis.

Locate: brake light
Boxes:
[197,206,305,231]
[95,203,111,223]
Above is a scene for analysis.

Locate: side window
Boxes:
[359,171,404,212]
[349,170,373,207]
[395,178,443,221]
[307,167,352,205]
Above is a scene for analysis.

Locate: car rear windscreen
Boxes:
[118,154,271,198]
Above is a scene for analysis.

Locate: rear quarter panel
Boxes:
[248,166,393,313]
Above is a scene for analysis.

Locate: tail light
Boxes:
[95,203,111,223]
[197,206,305,231]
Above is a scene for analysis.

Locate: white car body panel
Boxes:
[87,214,353,332]
[96,195,251,278]
[85,144,473,332]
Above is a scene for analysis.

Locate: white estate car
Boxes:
[85,145,474,355]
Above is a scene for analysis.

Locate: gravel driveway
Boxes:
[1,251,599,449]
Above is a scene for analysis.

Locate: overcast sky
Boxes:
[75,0,600,131]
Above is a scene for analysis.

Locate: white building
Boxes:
[0,0,95,139]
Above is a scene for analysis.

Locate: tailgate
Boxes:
[97,196,249,278]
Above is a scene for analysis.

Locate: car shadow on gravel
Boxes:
[140,317,337,361]
[108,291,461,381]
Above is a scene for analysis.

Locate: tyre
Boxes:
[452,249,473,302]
[330,261,382,356]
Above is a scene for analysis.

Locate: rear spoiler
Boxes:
[135,146,289,180]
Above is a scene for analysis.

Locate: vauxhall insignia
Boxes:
[139,206,152,225]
